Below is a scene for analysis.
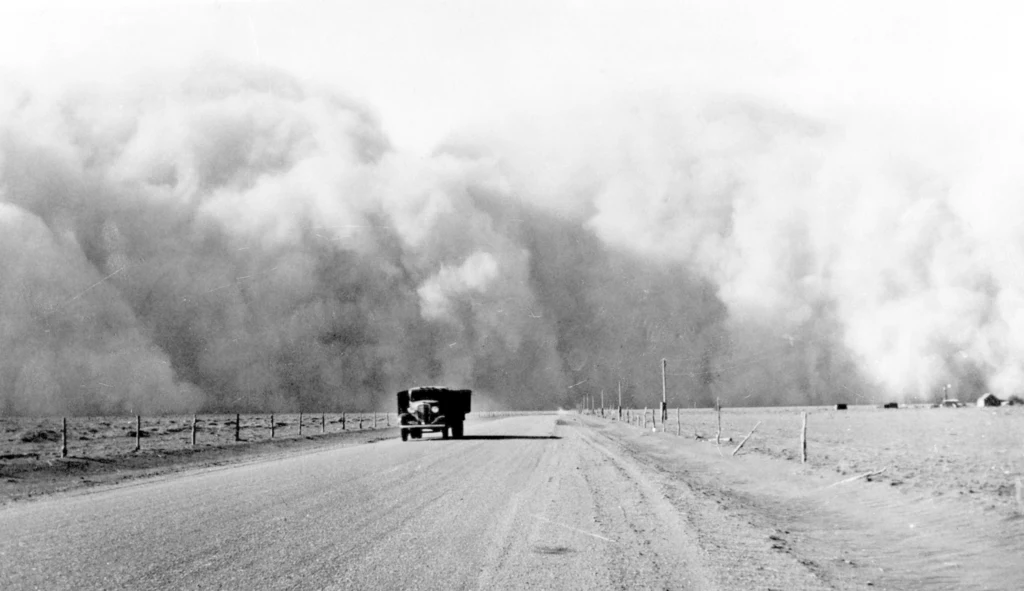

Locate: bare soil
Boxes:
[2,410,1021,589]
[614,404,1024,518]
[583,410,1024,590]
[0,413,398,504]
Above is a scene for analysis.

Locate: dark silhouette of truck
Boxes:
[397,387,471,441]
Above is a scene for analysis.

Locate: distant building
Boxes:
[977,393,1001,407]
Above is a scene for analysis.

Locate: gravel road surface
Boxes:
[1,414,834,590]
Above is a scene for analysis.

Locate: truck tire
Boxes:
[401,430,408,442]
[442,427,449,439]
[452,420,463,439]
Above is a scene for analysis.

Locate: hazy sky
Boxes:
[1,0,1021,151]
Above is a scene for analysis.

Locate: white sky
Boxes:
[0,0,1021,151]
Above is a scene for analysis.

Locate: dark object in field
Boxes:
[835,404,848,410]
[20,430,60,444]
[397,387,471,442]
[125,430,151,438]
[883,402,899,409]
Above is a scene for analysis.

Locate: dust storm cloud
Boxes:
[475,97,1024,404]
[1,62,1019,414]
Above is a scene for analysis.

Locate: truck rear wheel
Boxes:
[442,427,449,439]
[401,430,408,441]
[452,420,463,439]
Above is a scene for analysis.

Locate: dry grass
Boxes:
[0,412,402,503]
[1,412,397,460]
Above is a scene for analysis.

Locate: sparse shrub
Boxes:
[19,430,59,443]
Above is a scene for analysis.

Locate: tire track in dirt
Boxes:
[573,430,712,589]
[570,416,836,590]
[580,414,1024,591]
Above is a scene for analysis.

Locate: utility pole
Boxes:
[618,379,622,420]
[661,358,668,423]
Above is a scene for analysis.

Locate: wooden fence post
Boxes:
[299,412,303,436]
[676,408,681,436]
[271,414,275,438]
[661,358,668,424]
[191,414,197,446]
[643,407,648,430]
[716,398,721,445]
[135,415,141,451]
[321,413,326,434]
[732,421,762,456]
[341,412,346,430]
[801,412,808,464]
[235,413,241,442]
[61,417,68,458]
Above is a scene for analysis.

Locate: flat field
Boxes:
[3,406,1022,519]
[0,412,400,502]
[604,404,1024,516]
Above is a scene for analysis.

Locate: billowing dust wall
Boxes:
[1,62,1018,413]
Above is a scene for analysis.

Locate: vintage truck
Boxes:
[397,387,471,441]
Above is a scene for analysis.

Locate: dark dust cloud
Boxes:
[2,62,1017,414]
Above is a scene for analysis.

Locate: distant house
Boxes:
[977,393,1002,407]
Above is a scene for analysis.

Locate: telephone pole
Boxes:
[618,379,622,420]
[661,358,668,423]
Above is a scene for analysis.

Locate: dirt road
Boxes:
[1,414,1020,590]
